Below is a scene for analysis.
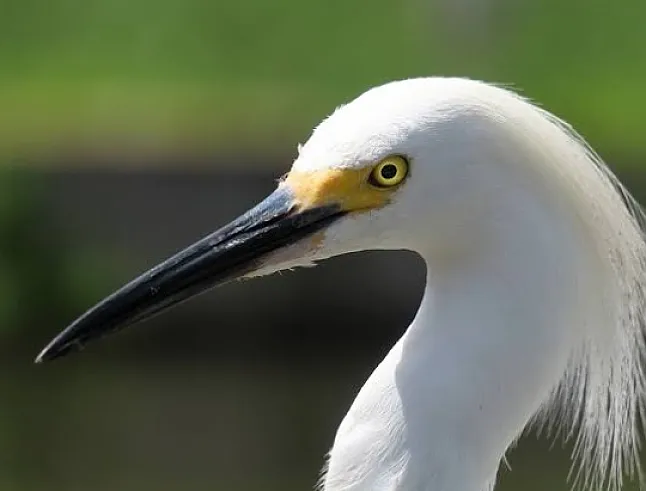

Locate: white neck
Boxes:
[323,185,594,491]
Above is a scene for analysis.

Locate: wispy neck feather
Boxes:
[317,78,646,491]
[487,84,646,491]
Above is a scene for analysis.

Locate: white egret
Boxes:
[37,77,646,491]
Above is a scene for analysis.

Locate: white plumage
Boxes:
[275,78,646,491]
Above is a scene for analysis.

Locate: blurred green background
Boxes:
[1,0,645,489]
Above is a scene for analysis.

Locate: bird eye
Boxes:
[370,156,409,188]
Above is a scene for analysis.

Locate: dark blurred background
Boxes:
[1,0,645,489]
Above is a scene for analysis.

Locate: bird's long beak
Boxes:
[36,185,345,363]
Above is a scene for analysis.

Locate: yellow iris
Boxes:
[370,156,409,188]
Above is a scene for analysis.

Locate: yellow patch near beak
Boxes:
[282,168,392,212]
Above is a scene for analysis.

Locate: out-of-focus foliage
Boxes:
[1,0,645,160]
[0,167,121,336]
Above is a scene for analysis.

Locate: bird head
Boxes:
[36,78,535,361]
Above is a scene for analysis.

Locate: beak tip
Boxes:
[34,345,58,364]
[35,336,80,364]
[34,348,51,364]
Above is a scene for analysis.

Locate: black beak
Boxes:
[36,186,344,363]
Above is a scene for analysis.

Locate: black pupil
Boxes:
[380,164,398,180]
